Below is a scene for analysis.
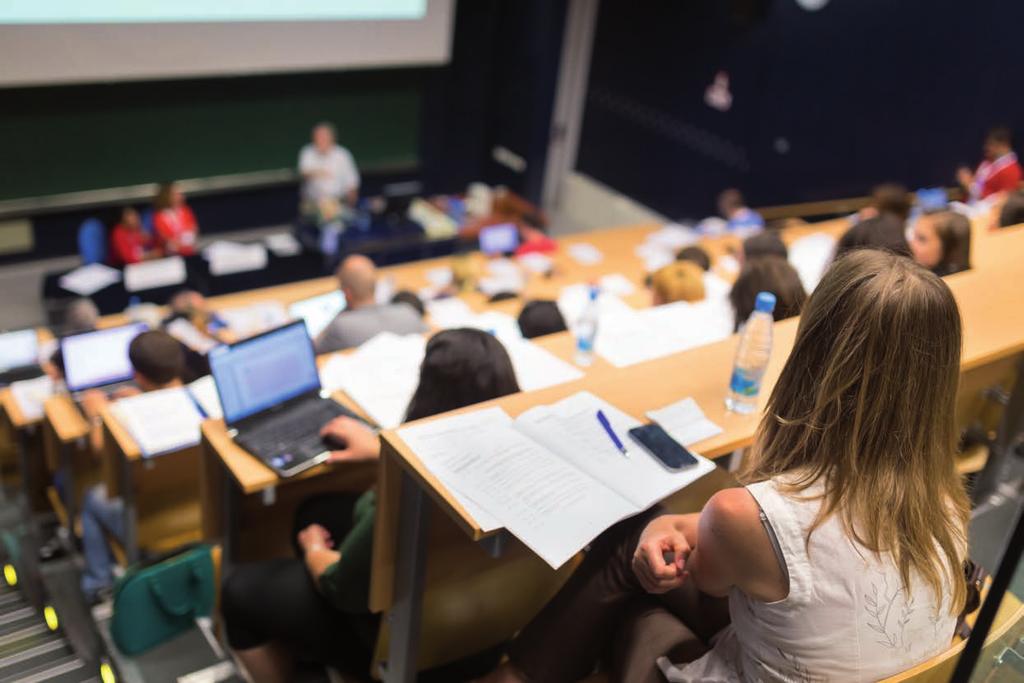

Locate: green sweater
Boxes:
[317,490,376,614]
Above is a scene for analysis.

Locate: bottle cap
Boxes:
[588,285,600,301]
[754,291,776,313]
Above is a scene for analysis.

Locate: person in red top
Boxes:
[108,207,155,266]
[153,181,200,256]
[957,126,1023,202]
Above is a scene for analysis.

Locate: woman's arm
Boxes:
[297,524,341,586]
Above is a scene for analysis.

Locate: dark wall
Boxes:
[578,0,1024,220]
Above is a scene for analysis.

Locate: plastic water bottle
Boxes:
[725,291,776,414]
[575,286,600,366]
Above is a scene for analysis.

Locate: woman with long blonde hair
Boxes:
[481,249,970,683]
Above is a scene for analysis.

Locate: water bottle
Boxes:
[575,286,600,366]
[725,291,776,414]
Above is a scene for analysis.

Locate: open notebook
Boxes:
[396,391,716,568]
[110,386,205,457]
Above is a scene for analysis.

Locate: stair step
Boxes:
[0,626,62,660]
[0,609,38,638]
[6,653,87,683]
[0,639,76,681]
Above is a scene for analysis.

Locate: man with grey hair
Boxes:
[298,121,360,212]
[63,297,99,334]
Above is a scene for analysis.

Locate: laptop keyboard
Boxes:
[242,400,350,455]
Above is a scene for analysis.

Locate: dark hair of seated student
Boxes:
[910,211,971,277]
[834,214,911,260]
[518,300,568,339]
[999,190,1024,228]
[390,290,425,318]
[487,291,520,303]
[870,182,913,223]
[676,245,711,271]
[742,231,788,262]
[729,256,807,331]
[128,331,186,387]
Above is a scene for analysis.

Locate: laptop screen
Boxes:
[0,329,39,372]
[479,223,519,256]
[208,321,321,425]
[288,290,346,339]
[61,322,148,392]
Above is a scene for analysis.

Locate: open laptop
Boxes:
[208,321,358,478]
[0,329,42,385]
[288,290,346,339]
[60,322,148,398]
[479,223,520,256]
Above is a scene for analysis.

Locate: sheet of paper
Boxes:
[599,273,637,297]
[426,297,475,329]
[111,387,204,457]
[478,274,524,297]
[644,224,699,251]
[788,232,837,294]
[502,339,583,392]
[466,311,523,344]
[124,256,187,292]
[517,252,553,274]
[425,267,453,288]
[264,232,302,257]
[567,242,604,265]
[398,407,636,567]
[187,375,222,420]
[557,285,635,334]
[514,391,716,512]
[375,276,397,305]
[329,333,426,429]
[216,301,288,339]
[58,263,122,296]
[37,339,59,366]
[165,318,219,354]
[702,272,732,302]
[647,397,724,446]
[208,243,268,276]
[9,375,54,422]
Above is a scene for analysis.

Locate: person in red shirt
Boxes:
[108,207,155,266]
[153,181,200,256]
[957,126,1023,202]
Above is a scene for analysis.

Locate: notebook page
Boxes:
[187,375,222,420]
[502,339,583,392]
[110,387,204,457]
[9,375,54,422]
[332,333,426,429]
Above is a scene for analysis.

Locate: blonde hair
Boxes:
[651,261,705,304]
[741,249,969,614]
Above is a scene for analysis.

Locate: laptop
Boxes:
[60,322,149,397]
[479,223,520,256]
[208,321,359,478]
[288,290,347,339]
[0,329,43,385]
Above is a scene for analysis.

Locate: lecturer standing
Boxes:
[298,122,360,219]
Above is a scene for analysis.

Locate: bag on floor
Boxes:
[110,543,215,655]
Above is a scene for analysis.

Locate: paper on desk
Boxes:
[478,274,524,297]
[165,318,219,354]
[702,272,732,302]
[635,244,675,274]
[208,243,268,276]
[647,397,723,447]
[110,387,204,457]
[517,252,553,275]
[788,232,837,294]
[124,256,187,292]
[187,375,222,420]
[502,338,583,392]
[598,273,636,297]
[645,224,699,251]
[375,276,397,305]
[567,242,604,265]
[425,267,453,288]
[467,311,523,344]
[594,300,733,368]
[326,333,426,429]
[557,285,635,333]
[58,263,122,297]
[426,297,475,329]
[264,233,302,257]
[9,375,54,422]
[37,339,58,366]
[216,301,288,339]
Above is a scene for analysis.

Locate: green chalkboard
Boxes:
[0,70,422,201]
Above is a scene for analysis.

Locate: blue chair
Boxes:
[139,208,155,236]
[77,217,108,265]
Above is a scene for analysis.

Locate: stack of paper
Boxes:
[425,267,454,288]
[788,232,837,294]
[165,318,219,354]
[187,375,223,419]
[110,387,204,457]
[396,391,716,568]
[634,224,699,273]
[502,339,583,392]
[567,242,604,265]
[264,233,302,257]
[594,299,734,368]
[517,252,553,275]
[426,298,476,329]
[478,258,525,296]
[205,242,268,276]
[557,284,635,334]
[124,256,187,292]
[647,397,723,446]
[9,375,54,422]
[59,263,122,296]
[216,302,288,339]
[598,273,636,297]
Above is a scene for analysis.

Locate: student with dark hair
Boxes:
[859,183,913,224]
[909,211,972,277]
[676,246,711,271]
[741,232,787,263]
[834,214,912,259]
[716,189,764,234]
[728,256,806,331]
[79,331,186,601]
[998,189,1024,228]
[957,126,1023,202]
[518,300,568,339]
[391,290,426,318]
[222,329,520,682]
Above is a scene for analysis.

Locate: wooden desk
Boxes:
[41,394,91,529]
[0,387,48,510]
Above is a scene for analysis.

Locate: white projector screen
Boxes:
[0,0,452,88]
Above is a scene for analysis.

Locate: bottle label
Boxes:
[729,367,763,397]
[576,336,594,353]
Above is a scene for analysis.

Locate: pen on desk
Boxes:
[596,409,628,457]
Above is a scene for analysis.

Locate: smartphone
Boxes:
[628,424,699,471]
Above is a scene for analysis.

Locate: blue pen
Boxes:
[596,409,628,457]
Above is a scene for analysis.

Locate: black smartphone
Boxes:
[628,424,699,471]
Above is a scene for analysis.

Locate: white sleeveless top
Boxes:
[659,478,958,682]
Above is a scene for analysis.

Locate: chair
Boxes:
[77,217,107,265]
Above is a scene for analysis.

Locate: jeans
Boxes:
[80,484,125,597]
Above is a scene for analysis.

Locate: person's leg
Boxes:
[290,493,358,558]
[607,599,709,683]
[79,485,125,598]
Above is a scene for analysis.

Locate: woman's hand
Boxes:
[320,416,380,464]
[632,515,690,594]
[297,524,334,554]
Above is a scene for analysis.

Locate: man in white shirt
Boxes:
[298,122,360,214]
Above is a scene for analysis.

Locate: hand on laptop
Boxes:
[320,416,380,464]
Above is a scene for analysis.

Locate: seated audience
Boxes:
[78,331,186,601]
[741,231,787,264]
[222,329,520,682]
[315,255,428,353]
[729,256,806,330]
[153,181,200,256]
[834,214,912,259]
[718,188,765,234]
[391,290,426,318]
[957,126,1023,202]
[46,298,100,380]
[518,300,568,339]
[909,211,972,276]
[998,189,1024,228]
[109,207,155,266]
[676,245,711,271]
[481,250,969,683]
[650,262,705,306]
[858,182,913,224]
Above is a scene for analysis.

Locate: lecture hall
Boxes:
[0,1,1022,682]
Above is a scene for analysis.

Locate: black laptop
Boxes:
[0,328,43,385]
